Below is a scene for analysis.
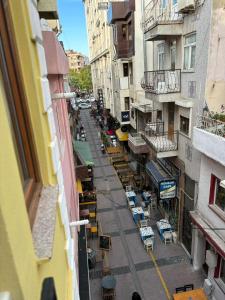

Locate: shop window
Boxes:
[183,33,196,70]
[180,116,189,135]
[123,63,129,77]
[124,97,130,111]
[0,1,41,225]
[209,175,225,212]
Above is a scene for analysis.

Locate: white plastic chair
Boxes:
[144,238,154,251]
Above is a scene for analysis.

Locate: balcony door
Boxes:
[170,42,176,70]
[168,102,175,140]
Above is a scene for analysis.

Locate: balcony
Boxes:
[38,0,59,20]
[115,39,134,59]
[128,133,149,154]
[143,0,183,41]
[193,116,225,166]
[132,103,153,113]
[142,122,178,158]
[141,69,181,103]
[107,0,135,24]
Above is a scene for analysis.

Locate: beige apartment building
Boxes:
[66,50,85,71]
[83,0,113,110]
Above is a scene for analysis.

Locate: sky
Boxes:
[58,0,89,57]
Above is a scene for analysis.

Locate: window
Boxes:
[124,97,130,111]
[158,43,165,70]
[183,33,196,70]
[123,63,129,77]
[209,175,225,212]
[0,2,40,224]
[180,116,189,135]
[157,110,162,121]
[122,24,128,40]
[220,259,225,284]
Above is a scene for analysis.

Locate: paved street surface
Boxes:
[80,110,205,300]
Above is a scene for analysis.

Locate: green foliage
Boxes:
[69,65,92,92]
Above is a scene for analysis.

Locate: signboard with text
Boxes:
[159,180,176,199]
[121,111,130,122]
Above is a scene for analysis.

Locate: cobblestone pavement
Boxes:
[80,110,205,300]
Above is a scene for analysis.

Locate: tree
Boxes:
[69,65,92,93]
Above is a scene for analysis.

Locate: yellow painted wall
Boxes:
[8,0,55,186]
[0,0,73,299]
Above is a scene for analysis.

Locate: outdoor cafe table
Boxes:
[126,191,137,203]
[173,288,207,300]
[139,226,154,241]
[101,275,116,290]
[132,207,144,224]
[156,219,172,240]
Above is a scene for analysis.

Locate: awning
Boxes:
[76,180,83,194]
[146,161,176,199]
[146,161,169,186]
[190,211,225,259]
[116,128,128,141]
[73,141,94,166]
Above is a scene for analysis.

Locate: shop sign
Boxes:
[121,111,130,122]
[159,180,176,199]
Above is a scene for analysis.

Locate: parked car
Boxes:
[78,102,91,109]
[90,97,96,102]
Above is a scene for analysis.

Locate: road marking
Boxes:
[148,250,171,300]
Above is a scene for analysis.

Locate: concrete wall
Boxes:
[205,1,225,112]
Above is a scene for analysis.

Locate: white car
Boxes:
[78,102,91,109]
[90,97,96,102]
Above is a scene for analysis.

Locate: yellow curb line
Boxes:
[148,250,172,300]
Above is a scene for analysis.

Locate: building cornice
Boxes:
[90,49,109,64]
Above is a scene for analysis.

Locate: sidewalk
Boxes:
[81,110,205,300]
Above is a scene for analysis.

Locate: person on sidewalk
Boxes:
[132,292,142,300]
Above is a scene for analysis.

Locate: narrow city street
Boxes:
[80,109,205,300]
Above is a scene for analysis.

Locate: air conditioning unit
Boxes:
[206,250,217,268]
[203,278,213,296]
[178,0,195,13]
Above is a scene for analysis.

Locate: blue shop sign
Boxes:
[159,180,176,199]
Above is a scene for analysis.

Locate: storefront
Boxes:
[146,160,179,229]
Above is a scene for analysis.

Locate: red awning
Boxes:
[190,211,225,259]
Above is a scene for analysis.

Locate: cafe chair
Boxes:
[144,238,153,251]
[184,284,194,291]
[163,231,173,245]
[140,219,148,228]
[150,198,156,209]
[175,286,186,293]
[102,288,115,300]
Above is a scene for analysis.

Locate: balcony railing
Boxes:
[129,133,147,146]
[143,0,183,33]
[141,69,181,94]
[143,122,178,153]
[197,116,225,138]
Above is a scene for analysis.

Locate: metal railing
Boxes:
[143,0,183,33]
[143,125,178,153]
[128,133,147,145]
[145,121,164,135]
[197,116,225,138]
[141,69,181,94]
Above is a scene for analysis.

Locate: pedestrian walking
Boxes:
[132,292,142,300]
